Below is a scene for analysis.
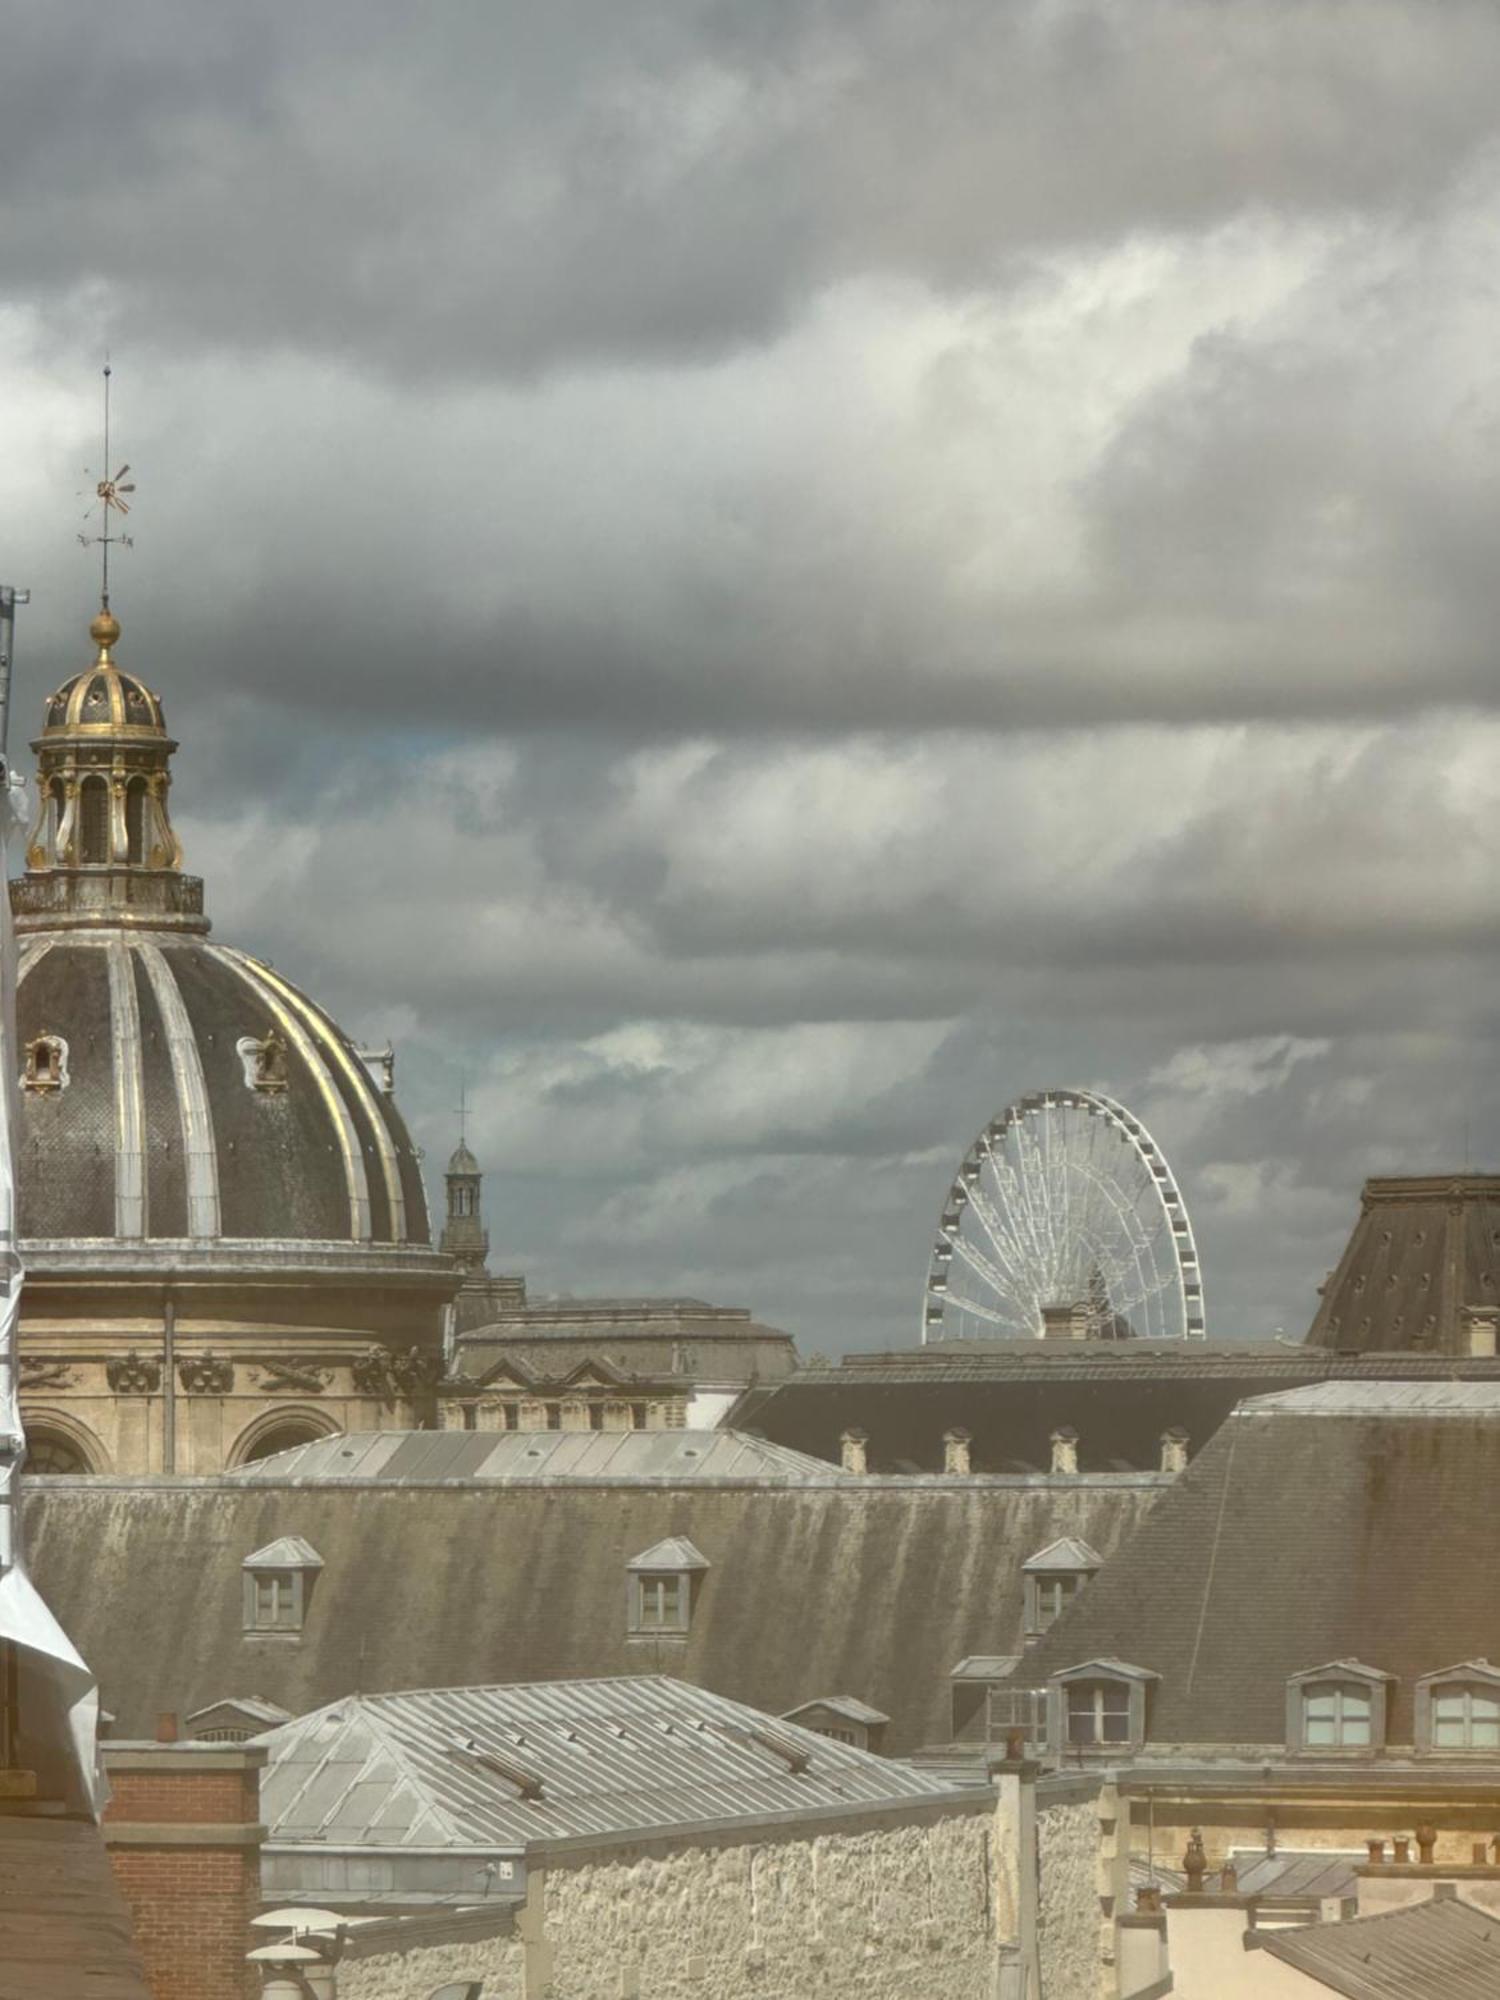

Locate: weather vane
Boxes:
[77,363,135,608]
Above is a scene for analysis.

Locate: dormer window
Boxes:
[626,1537,709,1638]
[1022,1538,1101,1641]
[1417,1661,1500,1753]
[22,1033,68,1095]
[1047,1659,1158,1755]
[242,1536,323,1636]
[1286,1661,1393,1755]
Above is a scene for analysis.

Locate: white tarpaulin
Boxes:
[0,772,103,1815]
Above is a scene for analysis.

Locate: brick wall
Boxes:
[102,1741,266,2000]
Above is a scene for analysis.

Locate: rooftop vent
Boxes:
[446,1736,544,1801]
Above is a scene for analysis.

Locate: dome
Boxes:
[447,1139,480,1175]
[43,665,167,739]
[16,932,430,1249]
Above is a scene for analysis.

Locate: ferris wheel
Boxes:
[920,1088,1206,1342]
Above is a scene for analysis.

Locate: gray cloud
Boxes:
[2,1,1497,1353]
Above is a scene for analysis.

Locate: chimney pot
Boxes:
[942,1427,972,1475]
[1366,1838,1385,1865]
[1219,1860,1237,1895]
[839,1428,868,1476]
[1416,1823,1437,1864]
[155,1711,178,1744]
[1393,1837,1410,1864]
[1159,1427,1190,1473]
[1049,1427,1079,1475]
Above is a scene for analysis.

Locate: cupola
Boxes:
[13,604,204,934]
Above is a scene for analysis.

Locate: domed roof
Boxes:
[39,610,168,740]
[16,931,430,1250]
[447,1139,480,1175]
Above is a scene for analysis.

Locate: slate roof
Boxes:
[260,1677,982,1851]
[731,1342,1500,1474]
[227,1429,843,1483]
[1305,1176,1500,1355]
[1022,1382,1500,1746]
[1258,1895,1500,1999]
[0,1816,150,2000]
[22,1472,1164,1750]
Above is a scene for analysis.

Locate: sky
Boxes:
[1,0,1497,1353]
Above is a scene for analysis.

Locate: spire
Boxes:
[8,380,206,935]
[441,1106,489,1273]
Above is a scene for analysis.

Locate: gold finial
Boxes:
[89,606,121,664]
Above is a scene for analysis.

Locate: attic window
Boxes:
[237,1031,289,1095]
[1286,1661,1392,1755]
[1022,1539,1102,1641]
[242,1537,323,1636]
[1047,1660,1157,1755]
[1416,1663,1500,1754]
[22,1034,68,1095]
[1066,1682,1130,1747]
[626,1538,709,1638]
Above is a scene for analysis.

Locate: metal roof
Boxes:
[1258,1894,1500,1999]
[1022,1538,1102,1573]
[950,1656,1021,1681]
[259,1677,985,1852]
[1229,1849,1361,1901]
[228,1429,844,1485]
[1241,1382,1500,1418]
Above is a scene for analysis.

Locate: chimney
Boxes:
[839,1428,868,1476]
[155,1711,178,1744]
[1416,1823,1437,1864]
[1049,1427,1079,1475]
[1040,1303,1089,1340]
[1159,1427,1190,1473]
[942,1427,971,1475]
[1466,1308,1499,1357]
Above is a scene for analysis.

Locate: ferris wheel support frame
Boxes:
[921,1086,1207,1343]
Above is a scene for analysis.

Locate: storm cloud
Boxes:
[2,1,1497,1350]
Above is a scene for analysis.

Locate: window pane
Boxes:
[1340,1714,1371,1746]
[1066,1707,1095,1745]
[1341,1688,1371,1723]
[1434,1714,1468,1746]
[1304,1715,1336,1745]
[1100,1684,1131,1716]
[1472,1693,1500,1724]
[1472,1717,1500,1749]
[1100,1706,1131,1743]
[1304,1691,1337,1722]
[1433,1692,1466,1722]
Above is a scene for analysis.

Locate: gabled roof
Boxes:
[1050,1657,1159,1684]
[1258,1893,1500,2000]
[186,1696,293,1732]
[227,1429,843,1485]
[781,1696,890,1728]
[627,1538,709,1574]
[1287,1658,1394,1685]
[260,1677,988,1851]
[242,1536,323,1570]
[1022,1537,1102,1573]
[1416,1659,1500,1688]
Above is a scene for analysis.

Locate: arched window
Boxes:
[25,1430,90,1474]
[125,778,148,864]
[238,1421,326,1464]
[78,776,110,864]
[47,779,65,859]
[452,1183,475,1218]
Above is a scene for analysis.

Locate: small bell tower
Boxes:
[440,1089,489,1273]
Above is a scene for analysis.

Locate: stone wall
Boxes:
[537,1803,998,2000]
[1036,1786,1107,2000]
[336,1925,525,2000]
